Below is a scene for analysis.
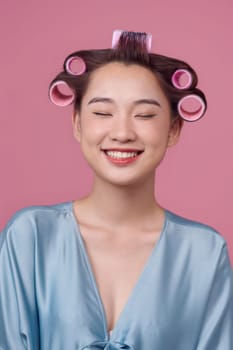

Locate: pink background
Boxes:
[0,1,232,264]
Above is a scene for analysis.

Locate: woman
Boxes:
[0,30,232,349]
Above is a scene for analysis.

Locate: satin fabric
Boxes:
[0,201,232,349]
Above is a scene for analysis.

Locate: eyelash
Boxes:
[93,113,111,116]
[137,114,156,119]
[93,112,156,118]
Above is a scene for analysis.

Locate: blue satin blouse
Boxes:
[0,201,232,349]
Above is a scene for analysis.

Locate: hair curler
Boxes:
[171,69,206,121]
[49,80,75,107]
[65,56,86,75]
[171,69,193,90]
[112,29,152,52]
[178,94,206,122]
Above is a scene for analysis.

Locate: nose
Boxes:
[108,115,137,143]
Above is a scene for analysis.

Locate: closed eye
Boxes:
[93,112,112,116]
[136,114,157,118]
[92,113,156,118]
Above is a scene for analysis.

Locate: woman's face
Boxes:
[72,62,181,186]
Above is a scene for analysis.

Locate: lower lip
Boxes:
[103,151,142,165]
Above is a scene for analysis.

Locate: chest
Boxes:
[37,217,211,349]
[78,224,161,332]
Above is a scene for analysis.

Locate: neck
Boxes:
[82,172,163,230]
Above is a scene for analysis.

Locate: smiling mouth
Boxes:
[102,150,144,159]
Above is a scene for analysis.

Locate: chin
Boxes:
[96,170,154,187]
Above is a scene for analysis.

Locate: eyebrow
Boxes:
[87,97,161,108]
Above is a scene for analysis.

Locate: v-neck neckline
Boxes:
[68,200,169,340]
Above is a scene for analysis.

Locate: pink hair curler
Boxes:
[65,56,86,75]
[49,80,75,107]
[172,69,193,89]
[112,30,122,49]
[178,94,206,122]
[111,29,152,52]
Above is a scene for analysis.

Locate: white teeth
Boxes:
[105,151,139,159]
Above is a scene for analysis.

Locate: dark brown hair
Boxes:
[49,31,207,127]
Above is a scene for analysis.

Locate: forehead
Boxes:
[85,62,165,99]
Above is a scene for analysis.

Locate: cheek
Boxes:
[80,120,106,147]
[141,120,170,147]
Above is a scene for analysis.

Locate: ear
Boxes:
[72,111,81,143]
[167,118,183,147]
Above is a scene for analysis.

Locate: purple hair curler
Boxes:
[49,80,75,107]
[65,56,86,75]
[111,29,152,52]
[178,94,206,122]
[172,69,192,90]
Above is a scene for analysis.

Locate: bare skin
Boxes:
[73,164,166,331]
[72,193,165,331]
[71,62,181,332]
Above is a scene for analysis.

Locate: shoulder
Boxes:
[0,201,72,251]
[165,208,226,244]
[164,209,228,261]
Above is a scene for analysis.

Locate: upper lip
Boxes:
[102,148,144,152]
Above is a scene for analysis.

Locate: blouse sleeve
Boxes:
[0,212,40,350]
[196,242,233,350]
